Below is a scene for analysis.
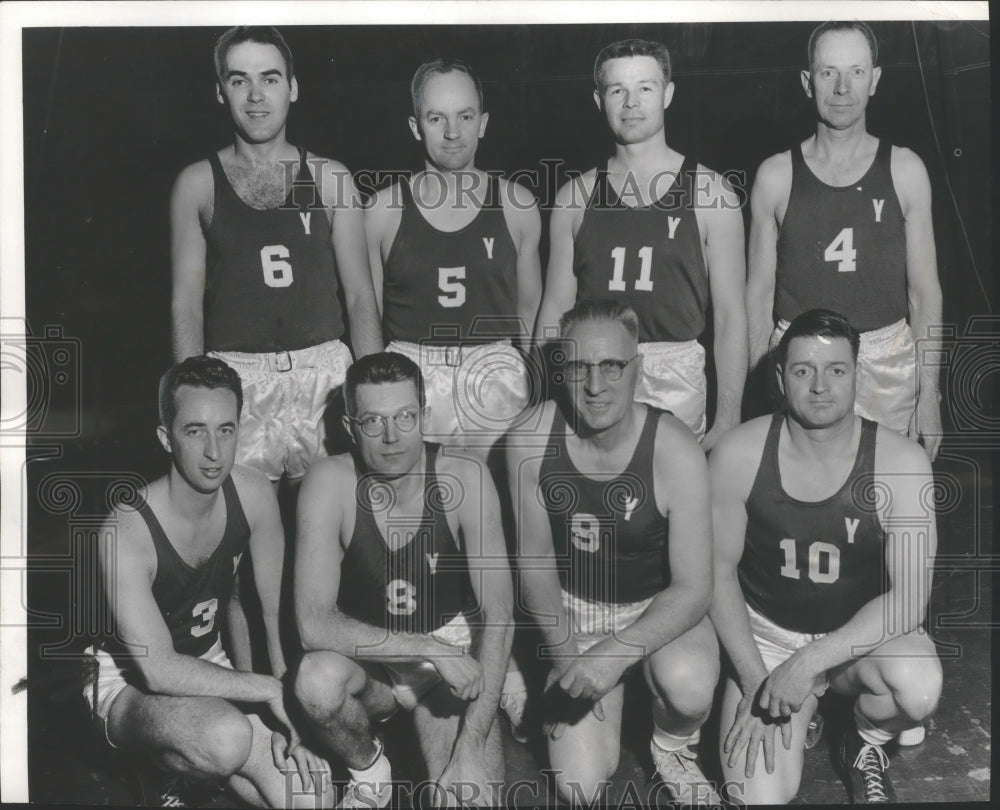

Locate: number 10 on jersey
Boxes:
[609,246,654,292]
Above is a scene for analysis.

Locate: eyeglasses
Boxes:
[346,409,420,437]
[562,355,638,383]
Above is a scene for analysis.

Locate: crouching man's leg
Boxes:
[294,650,397,807]
[644,616,722,805]
[108,687,329,808]
[830,632,942,803]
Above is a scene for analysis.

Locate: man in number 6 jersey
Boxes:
[171,26,382,487]
[709,310,941,804]
[746,21,943,460]
[534,39,747,448]
[365,58,542,455]
[84,357,331,807]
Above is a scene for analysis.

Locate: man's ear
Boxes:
[408,116,422,142]
[341,415,357,444]
[290,74,299,103]
[800,69,813,98]
[216,82,225,105]
[156,425,172,454]
[775,363,786,398]
[869,65,882,96]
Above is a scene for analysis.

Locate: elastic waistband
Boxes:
[211,339,347,373]
[638,339,702,355]
[776,318,908,346]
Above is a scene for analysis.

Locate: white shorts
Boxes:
[378,614,474,711]
[83,639,234,748]
[386,340,530,446]
[746,604,829,696]
[561,589,654,655]
[772,318,916,434]
[635,340,707,440]
[210,339,353,480]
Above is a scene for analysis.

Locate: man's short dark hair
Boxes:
[807,21,879,69]
[775,309,861,370]
[214,26,294,85]
[158,356,243,429]
[559,299,640,343]
[594,39,672,92]
[344,352,426,417]
[410,58,484,118]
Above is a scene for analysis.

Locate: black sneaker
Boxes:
[838,727,896,803]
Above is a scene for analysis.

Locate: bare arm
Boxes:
[586,418,713,663]
[533,178,587,343]
[501,180,543,350]
[170,163,211,361]
[699,172,748,449]
[450,454,514,746]
[746,155,788,371]
[894,148,943,460]
[506,405,577,655]
[236,466,288,679]
[100,507,282,703]
[321,160,383,358]
[294,457,452,662]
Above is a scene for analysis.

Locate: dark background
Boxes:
[21,20,992,479]
[20,20,993,801]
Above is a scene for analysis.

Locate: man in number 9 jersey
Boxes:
[709,310,941,804]
[747,21,943,460]
[534,39,747,448]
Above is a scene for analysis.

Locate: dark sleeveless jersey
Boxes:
[337,443,479,633]
[140,476,250,657]
[204,146,344,352]
[540,406,670,604]
[775,140,907,332]
[382,176,519,345]
[574,158,709,344]
[739,415,888,634]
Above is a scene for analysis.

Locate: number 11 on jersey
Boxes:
[609,246,654,292]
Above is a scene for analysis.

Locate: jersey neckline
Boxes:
[796,138,884,192]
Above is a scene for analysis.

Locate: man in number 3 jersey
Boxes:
[746,21,943,461]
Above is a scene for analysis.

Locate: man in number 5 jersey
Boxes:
[171,26,382,487]
[365,58,542,456]
[746,21,943,460]
[534,39,747,448]
[709,310,940,804]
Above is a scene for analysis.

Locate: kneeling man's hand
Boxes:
[431,644,484,701]
[757,649,823,722]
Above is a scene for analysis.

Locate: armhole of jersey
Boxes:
[206,152,223,233]
[752,412,785,499]
[781,146,805,228]
[221,475,251,547]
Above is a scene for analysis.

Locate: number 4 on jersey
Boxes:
[824,228,857,273]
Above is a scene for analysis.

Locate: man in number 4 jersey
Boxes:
[171,26,382,487]
[535,39,747,448]
[709,310,940,804]
[747,21,943,460]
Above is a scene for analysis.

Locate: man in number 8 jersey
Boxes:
[366,58,542,454]
[171,26,382,485]
[709,310,941,804]
[747,21,943,460]
[534,39,747,447]
[84,357,331,807]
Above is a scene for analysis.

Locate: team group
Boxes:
[84,21,944,808]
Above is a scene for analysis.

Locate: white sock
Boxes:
[502,666,526,695]
[854,705,895,746]
[348,739,391,785]
[651,701,697,750]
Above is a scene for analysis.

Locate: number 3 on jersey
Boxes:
[261,245,293,287]
[609,246,654,292]
[438,266,467,307]
[824,228,857,273]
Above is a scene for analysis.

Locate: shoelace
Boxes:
[852,742,890,802]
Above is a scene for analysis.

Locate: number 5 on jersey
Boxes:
[261,245,293,288]
[438,266,466,307]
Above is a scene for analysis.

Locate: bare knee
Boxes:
[554,767,615,806]
[294,651,358,719]
[726,770,800,807]
[879,653,942,723]
[190,709,253,777]
[650,654,718,720]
